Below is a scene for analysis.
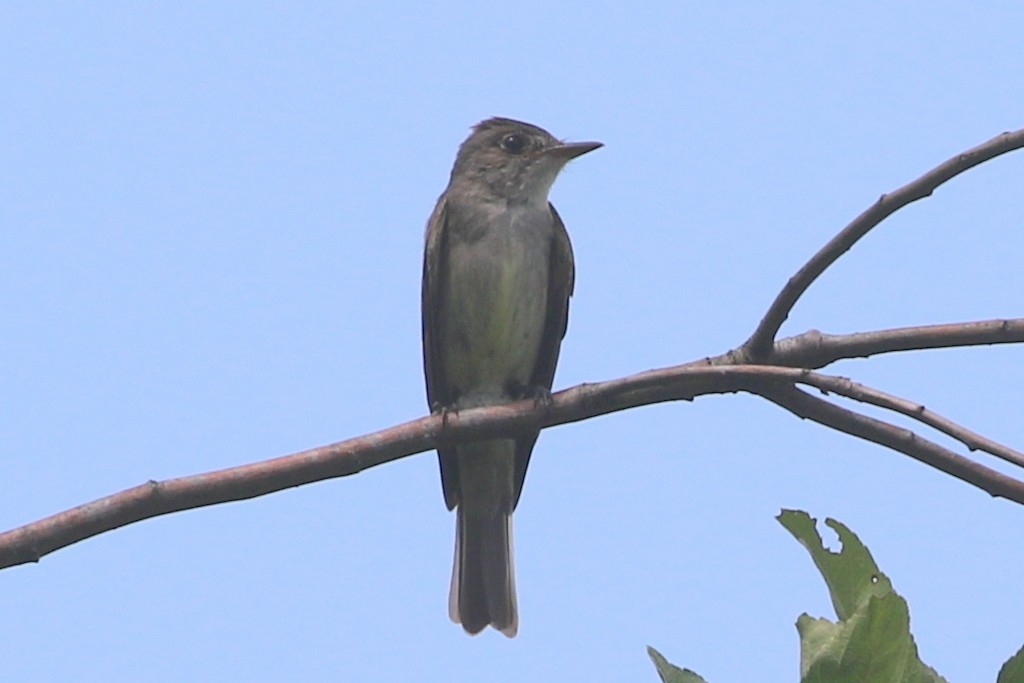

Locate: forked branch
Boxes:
[742,128,1024,359]
[1,128,1023,571]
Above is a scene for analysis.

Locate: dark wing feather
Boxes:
[511,202,575,509]
[422,196,461,510]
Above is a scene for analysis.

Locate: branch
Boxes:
[728,319,1024,369]
[4,351,1023,569]
[791,371,1024,469]
[760,385,1024,501]
[0,417,443,569]
[742,128,1024,359]
[3,131,1023,578]
[0,364,754,570]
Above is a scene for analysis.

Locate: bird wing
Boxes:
[511,202,575,509]
[422,196,462,510]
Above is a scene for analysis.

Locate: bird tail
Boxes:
[448,439,518,637]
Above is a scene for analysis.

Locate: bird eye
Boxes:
[499,133,529,154]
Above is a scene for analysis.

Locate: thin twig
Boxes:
[766,319,1024,369]
[793,371,1024,468]
[743,128,1024,359]
[711,319,1024,369]
[760,385,1024,503]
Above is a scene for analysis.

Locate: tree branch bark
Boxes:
[742,128,1024,359]
[2,129,1023,572]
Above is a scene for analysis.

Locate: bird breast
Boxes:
[440,206,553,407]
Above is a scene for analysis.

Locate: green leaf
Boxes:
[647,646,708,683]
[998,644,1024,683]
[779,510,947,683]
[778,509,889,620]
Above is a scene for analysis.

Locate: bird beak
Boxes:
[544,141,603,161]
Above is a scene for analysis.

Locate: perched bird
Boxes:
[421,117,601,636]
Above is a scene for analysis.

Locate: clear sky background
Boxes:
[3,4,1023,681]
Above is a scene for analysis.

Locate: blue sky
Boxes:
[3,3,1023,681]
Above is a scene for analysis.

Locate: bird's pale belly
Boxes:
[441,239,549,407]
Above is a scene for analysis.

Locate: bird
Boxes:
[421,117,601,636]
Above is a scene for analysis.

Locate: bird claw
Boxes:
[527,385,554,410]
[439,405,457,430]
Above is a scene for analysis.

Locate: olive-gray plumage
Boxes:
[422,118,601,636]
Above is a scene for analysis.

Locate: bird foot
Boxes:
[526,385,554,410]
